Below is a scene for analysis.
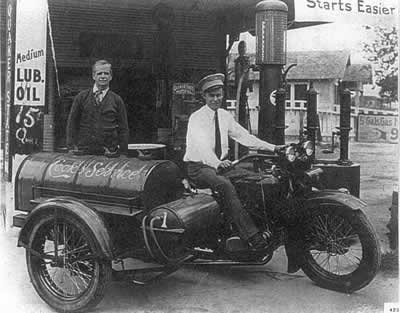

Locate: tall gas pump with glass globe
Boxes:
[255,0,288,145]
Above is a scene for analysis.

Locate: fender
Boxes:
[18,197,113,260]
[304,189,367,212]
[284,189,367,274]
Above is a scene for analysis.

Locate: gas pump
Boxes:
[255,0,288,145]
[253,0,360,196]
[310,86,361,197]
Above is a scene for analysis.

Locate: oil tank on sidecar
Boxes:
[14,152,184,215]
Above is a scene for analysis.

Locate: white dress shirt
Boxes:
[93,85,109,102]
[184,105,276,169]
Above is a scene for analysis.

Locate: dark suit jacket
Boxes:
[66,89,129,153]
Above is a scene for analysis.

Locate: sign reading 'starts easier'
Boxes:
[358,115,398,143]
[14,0,48,106]
[295,0,397,26]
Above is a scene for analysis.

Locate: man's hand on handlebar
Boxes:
[274,145,288,154]
[218,160,232,170]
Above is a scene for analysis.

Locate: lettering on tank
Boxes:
[48,158,147,181]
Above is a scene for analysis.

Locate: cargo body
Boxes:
[15,152,184,217]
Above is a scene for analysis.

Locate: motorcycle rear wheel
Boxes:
[300,204,381,293]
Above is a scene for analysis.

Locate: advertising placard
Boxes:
[13,0,47,153]
[172,83,195,96]
[358,115,398,143]
[294,0,397,26]
[14,0,47,106]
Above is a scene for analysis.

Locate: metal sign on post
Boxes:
[269,90,277,106]
[358,115,399,143]
[13,0,47,154]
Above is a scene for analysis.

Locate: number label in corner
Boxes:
[384,303,400,313]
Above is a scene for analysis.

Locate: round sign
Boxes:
[269,90,277,106]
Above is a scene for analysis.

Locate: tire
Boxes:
[299,204,381,293]
[26,212,111,313]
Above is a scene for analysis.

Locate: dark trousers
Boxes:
[186,162,259,240]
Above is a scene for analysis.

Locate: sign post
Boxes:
[3,0,16,183]
[1,0,16,230]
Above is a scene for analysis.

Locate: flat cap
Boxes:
[198,73,225,93]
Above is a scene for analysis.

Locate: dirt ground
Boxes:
[316,141,399,273]
[0,141,398,313]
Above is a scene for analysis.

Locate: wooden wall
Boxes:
[48,1,223,77]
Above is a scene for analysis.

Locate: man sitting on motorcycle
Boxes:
[183,73,283,250]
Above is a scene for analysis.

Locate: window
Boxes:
[285,85,291,100]
[286,82,310,109]
[294,84,307,108]
[285,85,291,107]
[334,84,339,104]
[294,84,307,101]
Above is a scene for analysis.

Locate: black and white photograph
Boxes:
[0,0,398,312]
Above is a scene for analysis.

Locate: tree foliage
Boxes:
[363,26,398,103]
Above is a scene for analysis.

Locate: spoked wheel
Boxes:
[300,205,381,293]
[26,213,111,313]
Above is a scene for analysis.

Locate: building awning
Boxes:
[47,0,327,34]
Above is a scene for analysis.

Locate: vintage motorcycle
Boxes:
[14,140,381,312]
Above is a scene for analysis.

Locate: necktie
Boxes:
[94,90,102,106]
[215,110,222,159]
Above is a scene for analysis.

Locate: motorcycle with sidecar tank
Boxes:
[13,140,381,313]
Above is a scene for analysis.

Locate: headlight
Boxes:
[285,146,296,162]
[303,141,314,156]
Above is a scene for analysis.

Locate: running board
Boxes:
[184,255,272,266]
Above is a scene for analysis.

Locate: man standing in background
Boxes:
[66,59,129,156]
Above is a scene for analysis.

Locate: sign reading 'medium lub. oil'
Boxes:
[14,0,47,106]
[13,0,48,153]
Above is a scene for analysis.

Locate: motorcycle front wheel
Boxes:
[26,212,111,313]
[300,204,381,293]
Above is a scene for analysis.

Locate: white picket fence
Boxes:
[226,101,357,141]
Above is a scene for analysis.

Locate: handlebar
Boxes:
[231,153,278,167]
